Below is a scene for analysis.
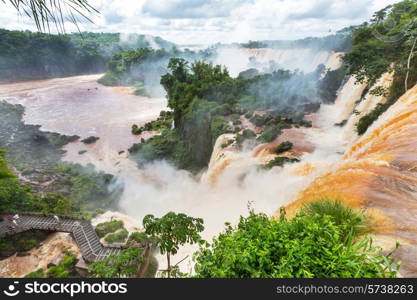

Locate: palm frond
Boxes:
[2,0,99,33]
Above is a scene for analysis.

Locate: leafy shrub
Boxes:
[95,220,124,238]
[193,207,399,278]
[128,232,154,244]
[275,141,293,154]
[47,251,78,278]
[301,199,370,240]
[210,116,229,141]
[242,129,256,139]
[89,246,144,278]
[261,157,300,170]
[250,115,268,127]
[244,111,254,119]
[105,229,129,244]
[129,129,187,168]
[25,269,45,278]
[221,139,234,149]
[131,124,143,135]
[98,72,120,86]
[318,66,346,103]
[132,82,149,96]
[257,125,281,143]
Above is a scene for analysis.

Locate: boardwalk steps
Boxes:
[0,213,126,263]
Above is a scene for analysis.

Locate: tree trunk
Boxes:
[405,36,417,92]
[167,253,171,278]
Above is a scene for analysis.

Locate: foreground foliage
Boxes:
[193,200,398,278]
[88,246,144,278]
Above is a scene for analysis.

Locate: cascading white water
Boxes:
[213,47,342,77]
[342,71,394,144]
[0,53,393,274]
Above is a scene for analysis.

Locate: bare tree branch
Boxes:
[405,35,417,92]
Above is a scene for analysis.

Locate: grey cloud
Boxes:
[104,11,124,24]
[142,0,253,19]
[289,0,372,20]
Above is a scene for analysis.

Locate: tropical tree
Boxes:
[143,212,204,278]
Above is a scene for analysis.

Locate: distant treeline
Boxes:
[240,27,355,52]
[0,29,176,82]
[97,47,213,96]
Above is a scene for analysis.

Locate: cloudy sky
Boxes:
[0,0,402,45]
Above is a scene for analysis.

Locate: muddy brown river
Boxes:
[0,74,166,172]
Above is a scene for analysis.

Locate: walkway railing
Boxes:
[0,213,127,262]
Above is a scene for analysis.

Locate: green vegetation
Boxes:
[128,129,186,168]
[275,141,293,154]
[88,246,145,278]
[47,251,78,278]
[24,269,45,278]
[193,200,398,278]
[318,66,346,103]
[0,29,175,82]
[250,114,268,127]
[356,103,388,135]
[0,150,79,214]
[130,58,324,172]
[131,111,173,135]
[132,82,149,96]
[128,231,155,245]
[104,229,129,244]
[131,124,143,135]
[343,0,417,134]
[242,129,256,139]
[240,30,353,52]
[98,48,172,87]
[24,251,79,278]
[257,125,282,143]
[0,231,49,258]
[95,220,125,238]
[2,0,96,33]
[143,212,204,278]
[261,157,300,170]
[52,163,118,210]
[0,101,119,211]
[302,199,370,240]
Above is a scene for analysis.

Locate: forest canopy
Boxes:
[0,29,175,81]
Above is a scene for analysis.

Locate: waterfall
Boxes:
[286,84,417,277]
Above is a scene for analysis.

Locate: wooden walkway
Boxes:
[0,213,125,262]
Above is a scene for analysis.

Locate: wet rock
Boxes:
[81,136,100,144]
